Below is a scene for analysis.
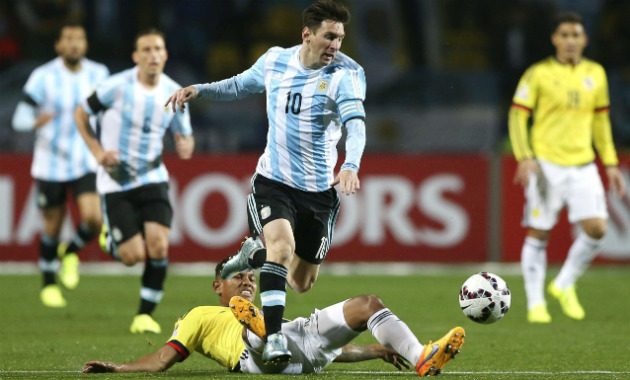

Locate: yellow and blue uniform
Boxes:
[509,56,618,167]
[166,306,244,371]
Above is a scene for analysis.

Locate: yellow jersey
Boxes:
[166,306,244,371]
[509,56,618,166]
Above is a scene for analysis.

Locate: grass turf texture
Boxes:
[0,266,629,379]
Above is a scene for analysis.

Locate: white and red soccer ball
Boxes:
[459,272,511,324]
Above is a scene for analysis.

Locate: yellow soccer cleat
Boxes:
[58,242,79,289]
[548,281,585,320]
[98,224,110,254]
[415,327,465,376]
[527,303,552,323]
[229,296,266,339]
[40,284,66,308]
[130,314,161,334]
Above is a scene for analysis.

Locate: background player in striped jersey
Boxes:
[74,28,195,334]
[82,256,464,376]
[508,12,626,323]
[11,24,109,308]
[166,0,366,363]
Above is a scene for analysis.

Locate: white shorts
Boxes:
[239,299,360,374]
[522,159,608,230]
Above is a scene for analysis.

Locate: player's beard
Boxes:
[64,56,81,68]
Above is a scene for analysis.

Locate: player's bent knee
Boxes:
[527,228,550,241]
[117,242,145,266]
[584,225,606,240]
[291,279,314,294]
[118,252,143,266]
[146,239,169,259]
[352,294,385,315]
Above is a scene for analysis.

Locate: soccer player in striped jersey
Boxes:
[74,28,195,334]
[11,24,109,308]
[508,12,625,323]
[166,0,366,363]
[83,256,465,376]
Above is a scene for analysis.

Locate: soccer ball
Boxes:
[459,272,511,324]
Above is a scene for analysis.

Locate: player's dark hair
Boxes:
[57,22,85,40]
[215,256,234,279]
[302,0,350,32]
[134,27,166,50]
[552,12,583,33]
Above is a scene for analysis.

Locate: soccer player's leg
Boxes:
[58,175,101,289]
[38,181,67,307]
[131,185,172,334]
[134,221,169,334]
[230,296,266,339]
[520,167,557,323]
[259,220,293,365]
[550,173,608,321]
[415,327,466,376]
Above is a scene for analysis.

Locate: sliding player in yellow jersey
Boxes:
[82,256,464,376]
[509,12,626,323]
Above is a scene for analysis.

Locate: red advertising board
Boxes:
[500,154,630,263]
[0,154,489,263]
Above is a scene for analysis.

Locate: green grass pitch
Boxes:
[1,266,629,379]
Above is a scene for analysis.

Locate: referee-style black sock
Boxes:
[260,261,288,339]
[138,258,167,315]
[64,222,98,255]
[40,234,59,287]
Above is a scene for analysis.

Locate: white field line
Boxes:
[1,370,629,375]
[0,261,523,276]
[328,370,630,374]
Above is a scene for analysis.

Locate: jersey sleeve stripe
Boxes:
[23,93,38,107]
[508,107,531,160]
[166,340,190,359]
[595,106,610,113]
[510,103,532,112]
[338,99,366,123]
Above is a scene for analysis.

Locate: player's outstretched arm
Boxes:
[333,344,410,370]
[83,345,182,373]
[165,85,199,113]
[174,132,195,159]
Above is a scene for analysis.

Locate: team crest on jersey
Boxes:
[583,76,594,91]
[317,79,328,93]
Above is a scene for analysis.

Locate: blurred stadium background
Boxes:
[0,0,629,267]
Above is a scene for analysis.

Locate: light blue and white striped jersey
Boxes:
[82,66,192,194]
[250,46,365,192]
[23,57,109,182]
[199,46,366,192]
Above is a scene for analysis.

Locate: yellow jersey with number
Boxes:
[166,306,244,371]
[509,56,618,166]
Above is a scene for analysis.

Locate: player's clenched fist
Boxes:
[165,85,199,113]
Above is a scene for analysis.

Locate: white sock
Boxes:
[367,308,423,364]
[521,236,548,310]
[245,330,265,354]
[554,232,601,289]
